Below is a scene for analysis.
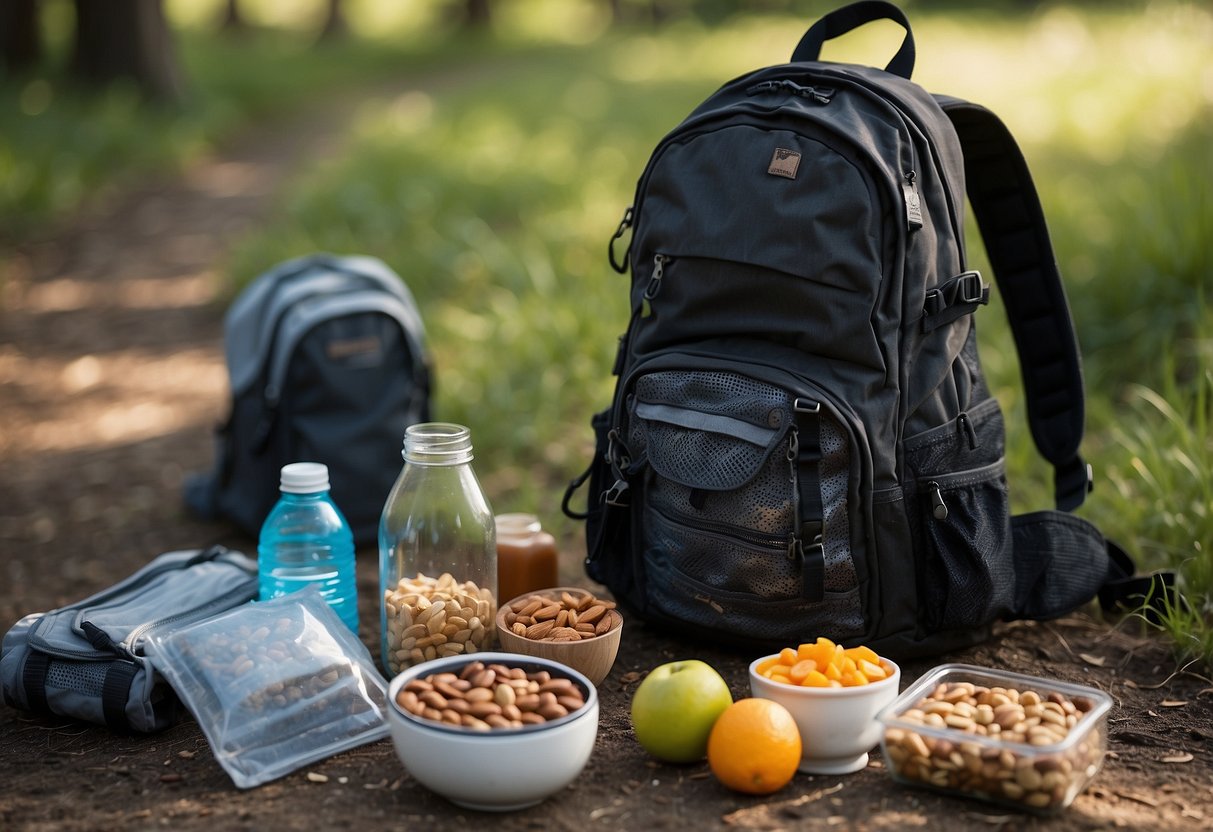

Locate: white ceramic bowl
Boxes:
[749,655,901,775]
[387,652,599,811]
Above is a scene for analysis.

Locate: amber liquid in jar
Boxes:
[495,513,559,603]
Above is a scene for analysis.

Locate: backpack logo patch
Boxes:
[768,147,801,179]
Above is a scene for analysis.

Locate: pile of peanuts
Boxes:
[501,590,620,642]
[395,660,587,730]
[384,573,496,675]
[883,680,1104,812]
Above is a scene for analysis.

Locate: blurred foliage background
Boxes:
[2,0,1210,664]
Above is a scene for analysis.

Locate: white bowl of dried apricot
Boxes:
[749,637,900,775]
[388,652,599,811]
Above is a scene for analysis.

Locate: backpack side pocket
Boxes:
[905,397,1013,632]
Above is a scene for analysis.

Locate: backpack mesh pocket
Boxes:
[626,368,862,636]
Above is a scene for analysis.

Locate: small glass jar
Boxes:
[495,513,559,604]
[379,423,496,676]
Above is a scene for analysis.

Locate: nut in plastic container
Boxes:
[150,588,389,788]
[877,663,1111,814]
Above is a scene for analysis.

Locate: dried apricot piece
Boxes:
[788,659,817,684]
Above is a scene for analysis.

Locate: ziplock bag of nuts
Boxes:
[150,588,389,788]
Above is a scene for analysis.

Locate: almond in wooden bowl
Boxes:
[494,586,623,686]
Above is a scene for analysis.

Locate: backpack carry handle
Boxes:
[792,0,915,79]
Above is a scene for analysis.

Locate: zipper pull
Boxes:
[902,170,923,230]
[928,481,948,520]
[745,79,835,104]
[609,206,634,274]
[80,621,133,658]
[641,254,668,317]
[957,412,978,450]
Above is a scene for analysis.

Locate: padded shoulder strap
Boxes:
[936,95,1091,511]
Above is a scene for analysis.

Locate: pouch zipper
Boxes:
[122,579,256,656]
[26,547,247,661]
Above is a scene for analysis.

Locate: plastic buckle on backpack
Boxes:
[956,270,987,304]
[603,479,630,507]
[1054,459,1095,512]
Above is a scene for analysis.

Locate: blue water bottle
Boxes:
[258,462,359,632]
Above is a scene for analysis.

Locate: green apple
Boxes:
[630,659,733,763]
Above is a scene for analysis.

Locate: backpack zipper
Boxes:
[653,505,790,552]
[745,79,835,105]
[928,481,948,520]
[641,253,669,317]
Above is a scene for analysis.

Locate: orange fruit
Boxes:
[707,698,802,795]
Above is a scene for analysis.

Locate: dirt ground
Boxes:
[2,81,1211,832]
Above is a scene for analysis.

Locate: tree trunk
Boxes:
[220,0,246,33]
[70,0,183,103]
[319,0,347,41]
[0,0,42,74]
[464,0,491,28]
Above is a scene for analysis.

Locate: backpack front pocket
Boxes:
[626,368,864,642]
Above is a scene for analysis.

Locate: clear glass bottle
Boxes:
[495,513,559,604]
[379,423,496,675]
[258,462,359,633]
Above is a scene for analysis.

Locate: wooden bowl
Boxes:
[494,586,623,686]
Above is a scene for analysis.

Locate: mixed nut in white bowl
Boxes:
[877,664,1112,815]
[387,652,599,811]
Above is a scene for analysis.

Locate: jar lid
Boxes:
[280,462,330,493]
[495,513,541,538]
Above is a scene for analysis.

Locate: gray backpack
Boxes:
[564,1,1150,657]
[0,547,257,733]
[185,254,432,544]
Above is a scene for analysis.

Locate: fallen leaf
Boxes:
[306,772,329,783]
[1079,653,1106,667]
[1162,753,1194,764]
[1123,679,1139,689]
[177,750,197,759]
[1160,700,1188,707]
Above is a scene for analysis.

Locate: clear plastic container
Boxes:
[379,423,496,676]
[258,462,359,633]
[495,513,559,604]
[877,663,1112,815]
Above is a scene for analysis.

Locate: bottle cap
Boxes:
[280,462,330,493]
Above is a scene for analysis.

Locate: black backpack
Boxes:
[186,254,432,545]
[564,1,1152,657]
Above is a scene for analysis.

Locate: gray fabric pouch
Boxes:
[0,546,258,733]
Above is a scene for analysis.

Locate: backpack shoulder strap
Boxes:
[936,95,1092,512]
